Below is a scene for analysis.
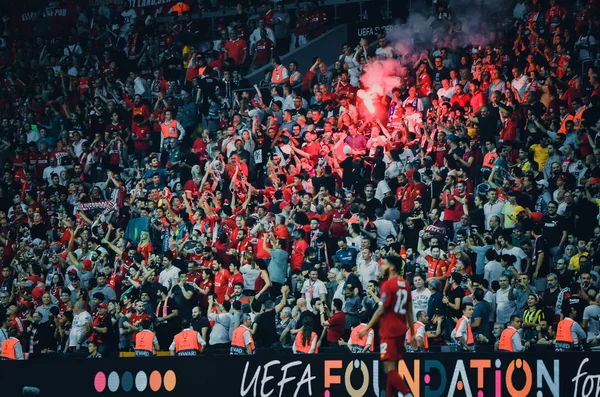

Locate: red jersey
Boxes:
[132,123,151,150]
[226,272,244,297]
[214,269,231,303]
[255,39,274,66]
[379,276,411,338]
[290,239,309,271]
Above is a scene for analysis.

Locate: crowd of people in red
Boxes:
[1,0,600,362]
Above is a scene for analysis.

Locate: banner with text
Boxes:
[347,20,404,45]
[0,352,598,396]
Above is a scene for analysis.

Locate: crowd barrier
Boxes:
[0,351,598,396]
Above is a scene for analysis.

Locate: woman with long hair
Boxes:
[522,294,544,342]
[137,231,153,263]
[293,316,319,354]
[254,259,272,303]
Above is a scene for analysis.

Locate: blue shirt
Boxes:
[335,247,358,266]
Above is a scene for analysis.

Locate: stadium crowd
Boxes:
[1,0,600,359]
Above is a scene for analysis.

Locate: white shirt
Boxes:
[72,139,88,157]
[583,304,600,342]
[356,260,381,290]
[511,74,528,100]
[412,288,432,321]
[134,76,150,97]
[158,266,180,290]
[437,86,456,101]
[483,200,505,229]
[43,165,67,184]
[301,279,327,310]
[495,287,516,325]
[69,310,92,347]
[501,246,527,273]
[484,260,503,283]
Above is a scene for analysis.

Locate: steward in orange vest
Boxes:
[135,320,160,357]
[170,319,206,356]
[405,311,432,352]
[1,328,24,360]
[498,315,527,352]
[346,323,374,353]
[293,316,318,354]
[230,314,255,355]
[451,303,474,351]
[555,313,586,352]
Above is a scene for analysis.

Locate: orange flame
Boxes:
[357,89,375,114]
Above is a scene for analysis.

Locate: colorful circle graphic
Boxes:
[107,371,120,392]
[94,372,106,393]
[163,370,177,392]
[135,371,148,392]
[122,372,133,392]
[149,370,162,392]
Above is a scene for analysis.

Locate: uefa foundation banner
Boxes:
[0,352,598,396]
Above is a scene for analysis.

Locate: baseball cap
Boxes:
[82,259,93,270]
[98,303,108,309]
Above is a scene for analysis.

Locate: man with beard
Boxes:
[190,306,210,344]
[359,256,414,397]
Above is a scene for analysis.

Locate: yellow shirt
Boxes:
[530,144,549,170]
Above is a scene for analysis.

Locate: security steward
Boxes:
[1,327,24,360]
[169,319,206,356]
[134,320,160,357]
[498,315,529,352]
[230,313,255,355]
[555,308,587,352]
[340,311,374,353]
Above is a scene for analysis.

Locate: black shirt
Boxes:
[541,214,567,247]
[254,309,278,348]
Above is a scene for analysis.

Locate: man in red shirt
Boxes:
[224,29,248,66]
[212,261,230,304]
[319,298,345,347]
[226,262,244,300]
[132,114,151,162]
[253,30,274,68]
[360,256,414,397]
[290,229,309,271]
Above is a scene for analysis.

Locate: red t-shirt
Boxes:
[226,272,244,297]
[325,311,346,343]
[214,269,231,303]
[224,39,248,66]
[290,239,309,271]
[379,276,411,338]
[132,123,151,150]
[255,39,274,66]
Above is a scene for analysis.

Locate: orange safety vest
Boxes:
[573,106,585,130]
[498,327,517,352]
[231,325,255,355]
[454,317,474,346]
[161,120,179,140]
[555,318,576,351]
[271,65,286,84]
[349,324,374,353]
[290,71,302,86]
[294,331,319,354]
[1,338,18,360]
[406,321,429,350]
[557,113,574,134]
[482,151,498,168]
[134,330,156,357]
[173,329,201,356]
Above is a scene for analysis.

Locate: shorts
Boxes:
[380,335,405,362]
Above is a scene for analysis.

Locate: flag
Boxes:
[125,217,150,246]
